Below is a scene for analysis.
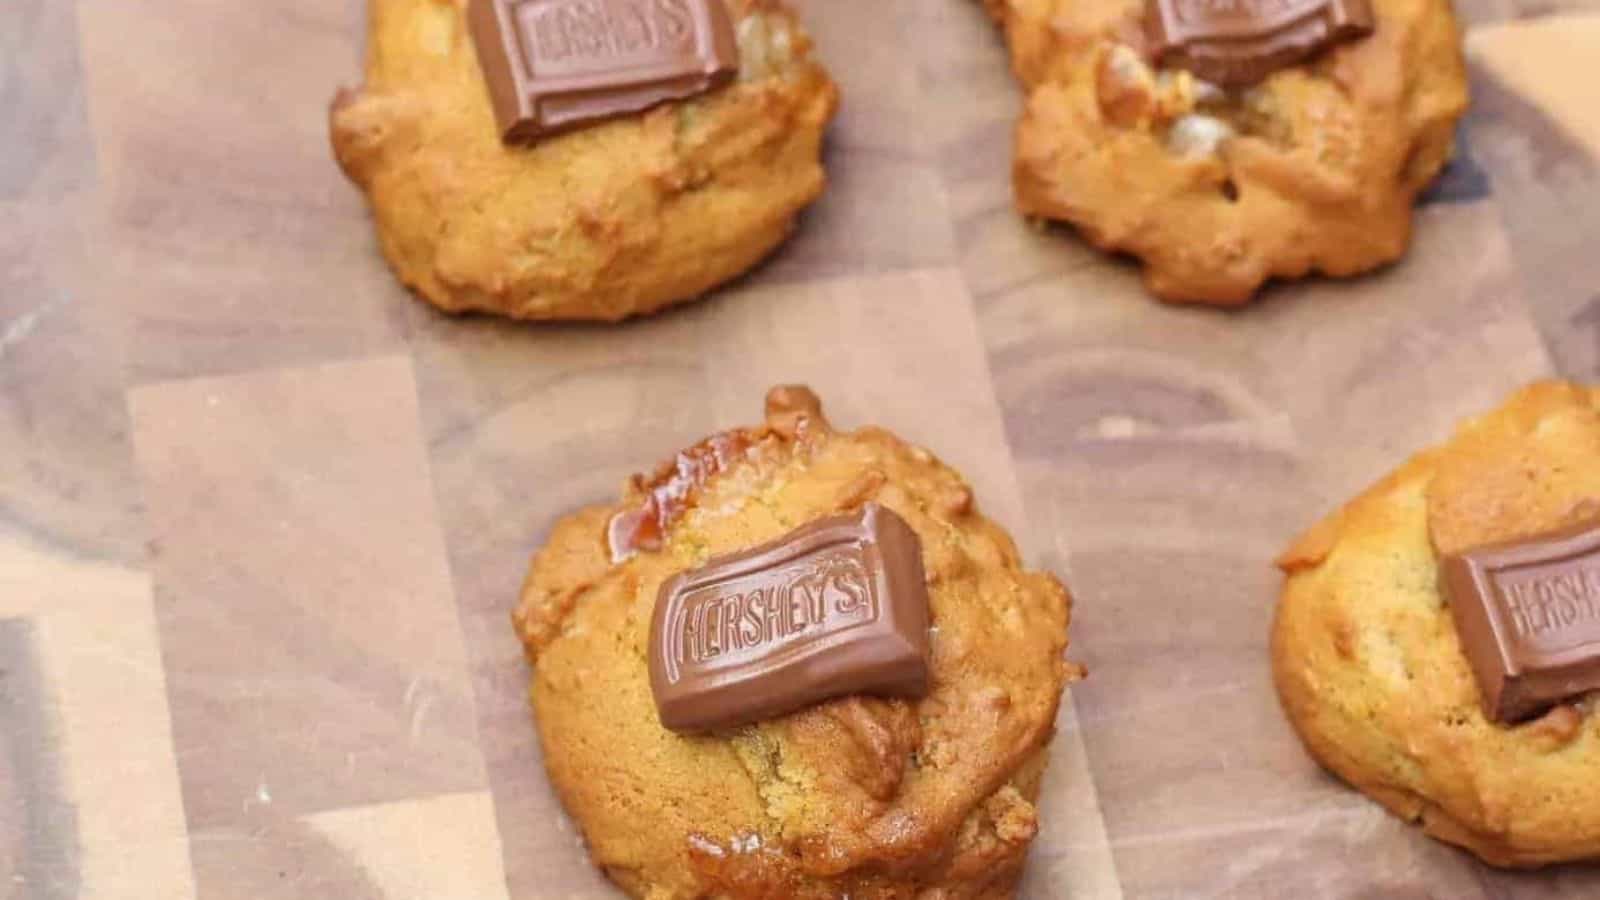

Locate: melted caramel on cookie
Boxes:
[607,431,755,560]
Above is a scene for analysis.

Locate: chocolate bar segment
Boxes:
[468,0,739,145]
[648,503,931,733]
[1442,519,1600,724]
[1146,0,1375,87]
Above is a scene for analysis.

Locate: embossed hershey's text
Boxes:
[1174,0,1325,24]
[664,549,877,683]
[520,0,697,65]
[1499,565,1600,642]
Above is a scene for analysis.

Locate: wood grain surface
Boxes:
[4,0,1600,897]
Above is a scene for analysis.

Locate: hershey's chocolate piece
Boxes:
[1442,519,1600,724]
[648,503,931,733]
[1146,0,1375,87]
[468,0,739,145]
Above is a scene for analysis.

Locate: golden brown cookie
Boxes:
[515,386,1076,898]
[1274,381,1600,867]
[331,0,837,322]
[985,0,1468,304]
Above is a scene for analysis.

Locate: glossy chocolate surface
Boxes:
[1147,0,1375,86]
[648,504,931,733]
[468,0,738,144]
[1442,519,1600,723]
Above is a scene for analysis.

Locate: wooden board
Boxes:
[5,0,1600,896]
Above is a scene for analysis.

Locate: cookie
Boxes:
[1274,381,1600,867]
[515,386,1076,898]
[984,0,1468,304]
[330,0,837,322]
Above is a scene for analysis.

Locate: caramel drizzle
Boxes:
[606,431,754,561]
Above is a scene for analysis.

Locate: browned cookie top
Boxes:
[987,0,1468,304]
[516,387,1075,898]
[331,0,836,322]
[1275,382,1600,867]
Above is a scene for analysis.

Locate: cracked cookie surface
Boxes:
[331,0,837,322]
[515,387,1075,898]
[985,0,1468,304]
[1274,382,1600,867]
